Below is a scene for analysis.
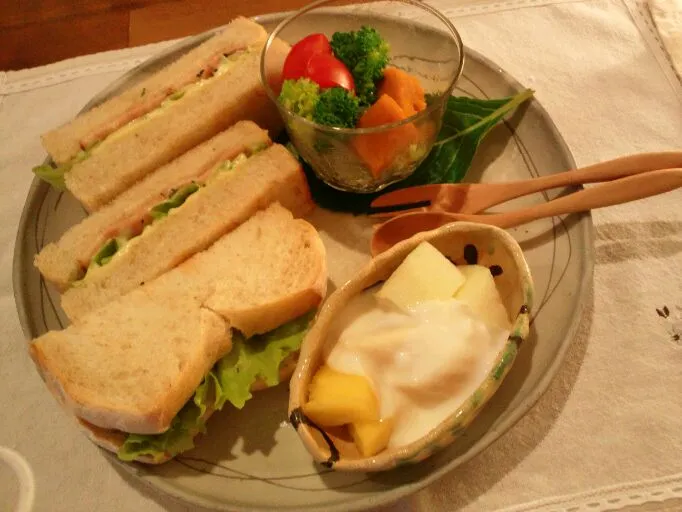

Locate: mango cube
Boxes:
[376,242,466,311]
[455,265,511,330]
[303,366,379,427]
[350,418,394,457]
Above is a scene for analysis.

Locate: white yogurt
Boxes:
[325,291,510,449]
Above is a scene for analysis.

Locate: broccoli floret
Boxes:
[312,88,360,128]
[278,78,320,120]
[279,78,360,128]
[330,26,390,106]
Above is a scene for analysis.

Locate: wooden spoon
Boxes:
[370,151,682,216]
[371,168,682,256]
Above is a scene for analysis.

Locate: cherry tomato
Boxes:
[282,34,332,81]
[305,53,355,92]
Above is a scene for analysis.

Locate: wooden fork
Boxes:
[370,167,682,256]
[370,151,682,217]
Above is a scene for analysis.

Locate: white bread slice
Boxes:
[79,352,299,464]
[60,144,314,321]
[172,200,327,337]
[65,37,290,212]
[42,17,267,165]
[35,120,271,290]
[205,246,327,337]
[31,292,232,434]
[128,203,326,337]
[30,203,327,435]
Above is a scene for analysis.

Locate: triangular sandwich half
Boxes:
[30,203,327,463]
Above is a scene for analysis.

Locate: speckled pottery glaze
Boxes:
[289,221,534,471]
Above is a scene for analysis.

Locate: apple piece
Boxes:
[350,418,394,457]
[303,365,380,427]
[376,242,465,311]
[455,265,511,330]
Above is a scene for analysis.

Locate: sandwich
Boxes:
[35,120,271,290]
[33,17,290,212]
[34,121,313,320]
[30,203,327,464]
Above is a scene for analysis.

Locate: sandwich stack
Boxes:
[35,17,289,212]
[27,17,329,464]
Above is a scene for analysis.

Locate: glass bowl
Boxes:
[260,0,464,194]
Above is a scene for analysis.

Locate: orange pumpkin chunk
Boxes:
[377,67,427,116]
[352,94,419,178]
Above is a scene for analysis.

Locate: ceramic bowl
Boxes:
[288,221,534,471]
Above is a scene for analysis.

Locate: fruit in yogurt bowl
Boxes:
[302,365,379,426]
[288,222,534,471]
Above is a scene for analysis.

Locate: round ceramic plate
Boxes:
[13,10,594,512]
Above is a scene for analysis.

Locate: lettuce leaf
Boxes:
[118,400,206,462]
[32,145,97,189]
[81,183,200,281]
[149,182,200,220]
[77,236,129,283]
[92,237,128,267]
[116,311,314,461]
[193,370,220,416]
[212,310,315,410]
[33,164,68,189]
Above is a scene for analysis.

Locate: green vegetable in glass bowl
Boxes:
[278,78,321,120]
[330,26,390,106]
[279,78,361,129]
[314,87,360,128]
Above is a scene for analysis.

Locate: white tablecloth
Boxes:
[1,0,681,511]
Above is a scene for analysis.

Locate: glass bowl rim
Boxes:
[259,0,465,135]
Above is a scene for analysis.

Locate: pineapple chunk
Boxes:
[455,265,511,330]
[350,418,394,457]
[376,242,465,311]
[303,366,379,427]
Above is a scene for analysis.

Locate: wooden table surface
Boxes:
[2,0,310,70]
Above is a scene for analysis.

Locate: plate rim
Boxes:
[13,10,595,512]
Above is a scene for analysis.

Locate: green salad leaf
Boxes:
[116,311,314,462]
[76,236,130,283]
[32,145,96,189]
[118,400,206,462]
[79,182,201,281]
[211,310,314,409]
[91,237,128,267]
[286,89,534,214]
[149,182,200,220]
[33,163,68,189]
